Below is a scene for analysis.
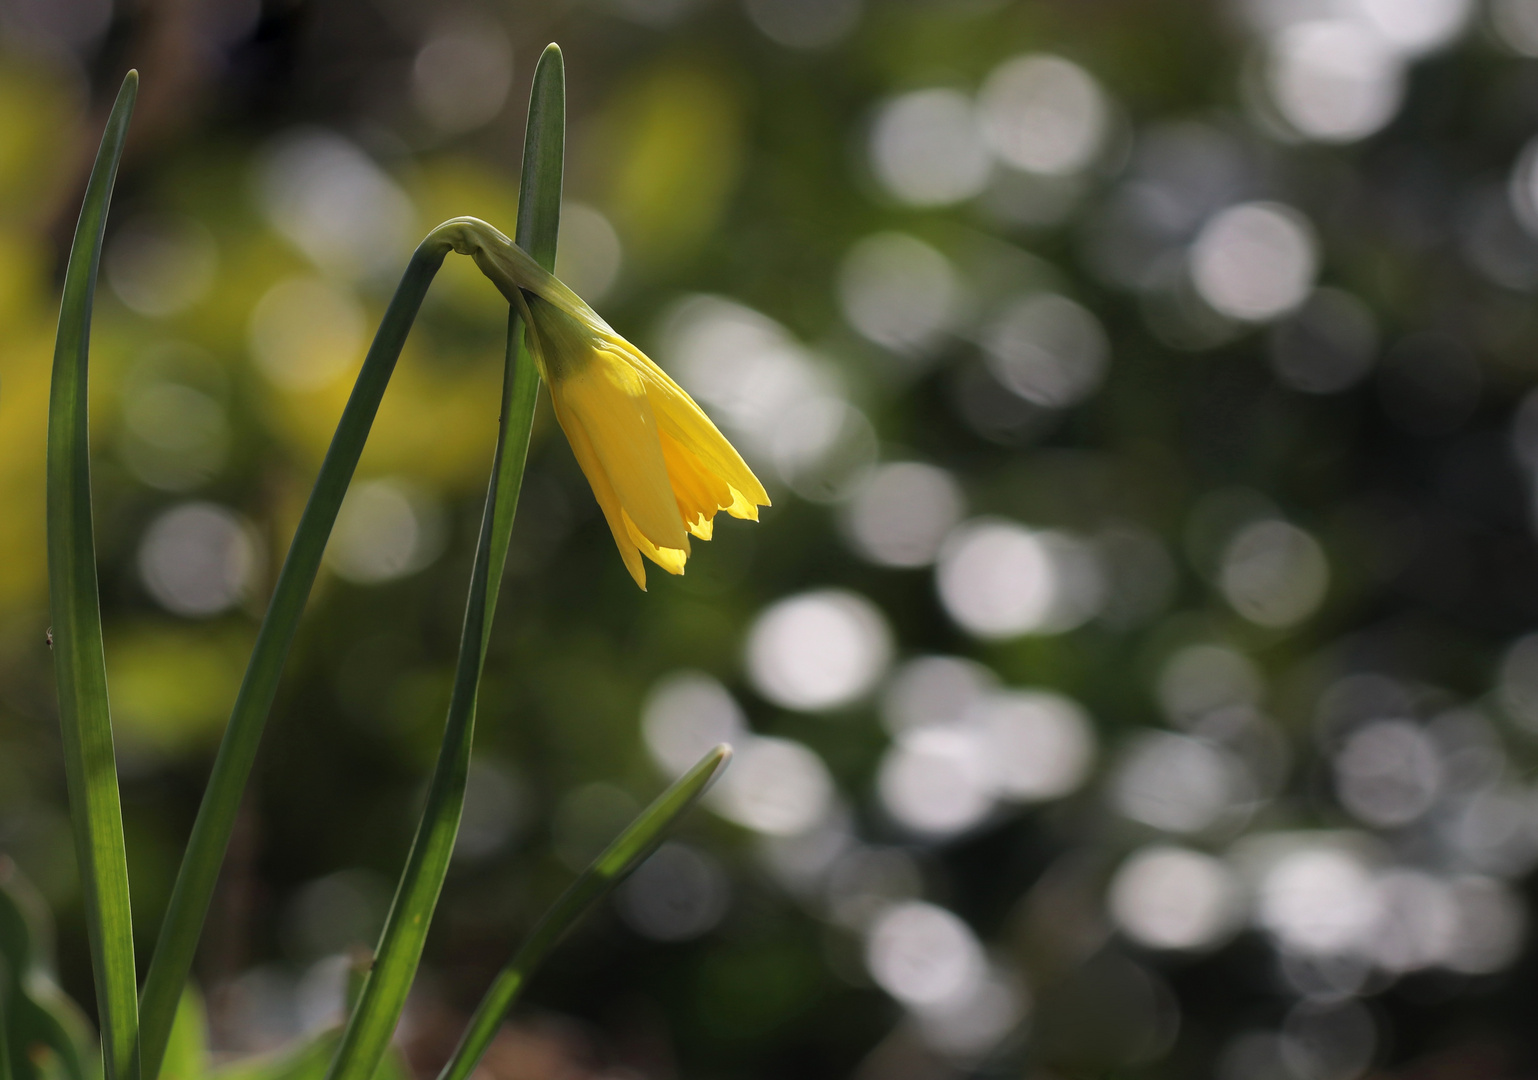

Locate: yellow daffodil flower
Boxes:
[443,218,769,589]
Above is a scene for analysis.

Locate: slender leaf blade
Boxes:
[322,44,566,1080]
[436,746,731,1080]
[136,231,461,1080]
[486,41,564,622]
[46,71,139,1080]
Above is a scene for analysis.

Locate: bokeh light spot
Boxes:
[870,89,991,206]
[983,292,1110,408]
[841,462,965,568]
[138,503,258,617]
[978,54,1109,176]
[1219,519,1329,628]
[1109,845,1241,951]
[745,589,892,710]
[1190,202,1317,321]
[865,901,986,1010]
[325,478,445,585]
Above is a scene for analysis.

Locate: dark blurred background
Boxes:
[8,0,1538,1077]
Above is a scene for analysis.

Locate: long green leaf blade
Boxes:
[46,70,139,1080]
[139,52,564,1070]
[486,41,565,625]
[322,44,566,1080]
[135,227,459,1080]
[436,746,732,1080]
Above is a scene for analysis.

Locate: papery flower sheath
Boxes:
[443,218,770,589]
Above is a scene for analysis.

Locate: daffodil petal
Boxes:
[628,347,770,508]
[556,353,690,552]
[623,511,689,576]
[725,486,759,521]
[550,394,649,589]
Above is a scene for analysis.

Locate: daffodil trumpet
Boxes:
[437,217,769,589]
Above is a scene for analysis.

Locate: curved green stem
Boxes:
[47,71,140,1080]
[319,43,567,1080]
[135,225,456,1080]
[141,43,568,1078]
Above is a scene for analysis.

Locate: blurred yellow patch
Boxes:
[588,64,744,268]
[411,157,521,322]
[0,58,81,227]
[259,333,506,489]
[107,624,255,759]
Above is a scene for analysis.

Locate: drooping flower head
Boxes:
[443,218,769,589]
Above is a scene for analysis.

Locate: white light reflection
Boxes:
[456,760,526,861]
[745,589,892,710]
[641,670,748,778]
[759,810,857,898]
[1244,836,1381,957]
[325,479,445,585]
[841,462,965,568]
[411,15,513,134]
[1109,845,1242,951]
[1265,21,1405,143]
[1112,732,1252,834]
[878,727,995,837]
[878,686,1094,838]
[1427,708,1505,799]
[1444,876,1526,974]
[838,232,962,355]
[983,293,1110,408]
[1442,785,1538,877]
[865,901,986,1010]
[712,735,834,836]
[880,655,998,736]
[937,519,1105,639]
[1084,121,1249,291]
[1156,644,1264,728]
[1190,202,1317,322]
[1333,720,1442,828]
[974,690,1096,801]
[870,89,992,207]
[1220,519,1329,628]
[1354,0,1472,57]
[256,129,414,279]
[977,54,1109,176]
[1369,869,1457,972]
[139,502,259,617]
